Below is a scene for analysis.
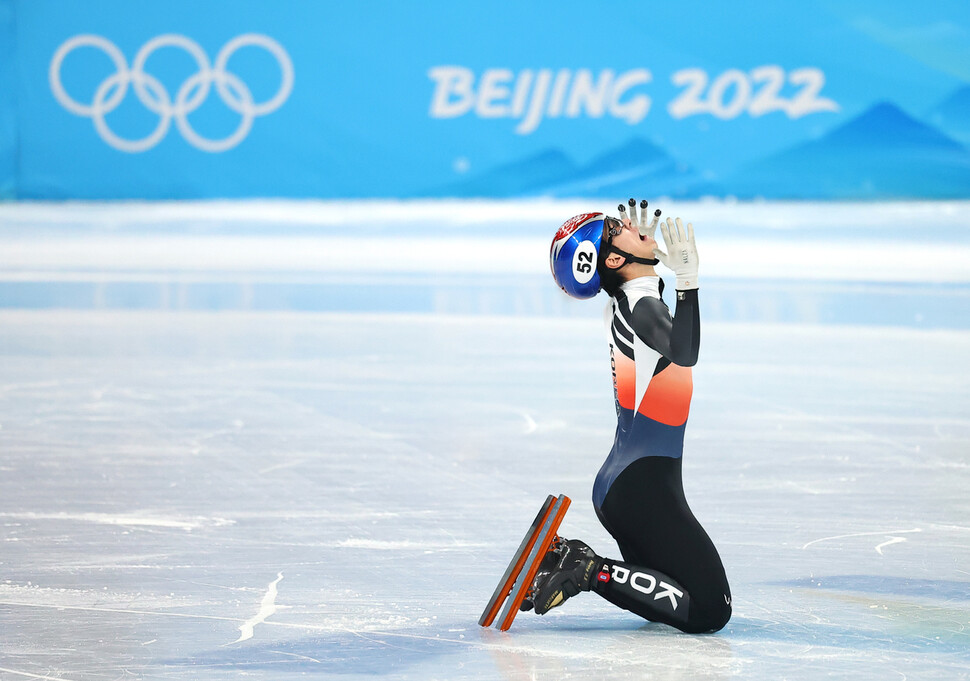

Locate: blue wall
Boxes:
[1,0,969,200]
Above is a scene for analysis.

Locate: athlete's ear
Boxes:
[604,252,626,270]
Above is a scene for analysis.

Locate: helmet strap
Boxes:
[607,245,659,267]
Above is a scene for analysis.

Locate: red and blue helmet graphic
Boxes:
[550,212,605,299]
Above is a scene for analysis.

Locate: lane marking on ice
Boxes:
[233,572,284,644]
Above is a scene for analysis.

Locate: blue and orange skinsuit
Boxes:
[587,276,731,633]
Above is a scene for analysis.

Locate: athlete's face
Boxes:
[604,216,658,260]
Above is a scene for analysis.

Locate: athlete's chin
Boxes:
[635,241,657,256]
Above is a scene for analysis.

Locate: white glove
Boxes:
[653,217,699,290]
[619,198,661,239]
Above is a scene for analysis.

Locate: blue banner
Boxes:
[0,0,15,198]
[1,0,969,199]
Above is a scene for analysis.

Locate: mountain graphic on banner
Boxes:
[544,137,717,198]
[726,102,970,199]
[926,85,970,146]
[438,138,712,198]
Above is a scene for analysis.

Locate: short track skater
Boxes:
[528,198,731,633]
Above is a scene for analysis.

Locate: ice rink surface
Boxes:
[1,201,969,680]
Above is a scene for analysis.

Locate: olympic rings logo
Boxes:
[49,34,294,153]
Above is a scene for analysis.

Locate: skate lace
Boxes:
[525,535,566,600]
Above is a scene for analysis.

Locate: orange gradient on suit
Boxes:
[639,364,692,427]
[613,350,692,427]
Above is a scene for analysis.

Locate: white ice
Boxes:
[0,201,968,680]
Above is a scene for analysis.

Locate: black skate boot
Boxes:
[518,542,561,613]
[520,537,599,615]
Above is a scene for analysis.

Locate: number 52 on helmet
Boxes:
[550,213,606,300]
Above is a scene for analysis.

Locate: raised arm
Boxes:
[634,216,702,365]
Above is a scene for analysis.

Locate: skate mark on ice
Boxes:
[800,528,921,552]
[517,410,537,434]
[233,572,284,644]
[0,666,79,681]
[874,536,908,555]
[0,600,243,624]
[268,650,323,664]
[336,538,488,550]
[0,511,234,531]
[258,458,310,475]
[1,600,478,653]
